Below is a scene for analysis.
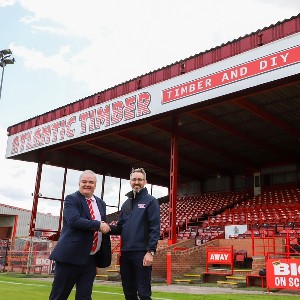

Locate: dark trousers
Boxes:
[120,251,152,300]
[49,255,96,300]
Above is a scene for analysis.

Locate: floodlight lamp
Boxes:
[0,57,15,67]
[5,57,15,64]
[0,49,12,56]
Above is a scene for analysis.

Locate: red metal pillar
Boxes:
[168,115,178,246]
[29,162,43,237]
[58,167,68,234]
[12,215,18,238]
[166,251,172,285]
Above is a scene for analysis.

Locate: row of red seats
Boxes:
[204,184,300,227]
[160,190,248,236]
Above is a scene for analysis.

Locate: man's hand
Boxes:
[143,252,154,266]
[100,221,111,234]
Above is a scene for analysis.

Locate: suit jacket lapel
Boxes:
[77,191,92,219]
[77,191,105,221]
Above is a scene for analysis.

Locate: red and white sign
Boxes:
[8,92,152,156]
[162,45,299,104]
[267,258,300,290]
[34,257,51,273]
[207,250,232,264]
[35,257,51,266]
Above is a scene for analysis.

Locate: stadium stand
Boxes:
[205,184,300,230]
[149,182,300,249]
[4,13,300,288]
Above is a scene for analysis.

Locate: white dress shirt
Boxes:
[87,197,102,254]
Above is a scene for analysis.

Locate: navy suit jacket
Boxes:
[49,191,111,268]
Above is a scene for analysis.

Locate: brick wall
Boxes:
[152,239,217,280]
[218,239,252,256]
[103,236,286,281]
[152,237,286,281]
[251,256,266,275]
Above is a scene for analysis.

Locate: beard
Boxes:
[132,186,142,197]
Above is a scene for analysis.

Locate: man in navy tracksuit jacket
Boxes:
[107,168,160,300]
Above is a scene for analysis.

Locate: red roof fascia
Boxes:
[7,14,300,135]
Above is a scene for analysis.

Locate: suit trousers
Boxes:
[120,251,152,300]
[49,255,96,300]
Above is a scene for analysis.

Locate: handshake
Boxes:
[100,221,111,234]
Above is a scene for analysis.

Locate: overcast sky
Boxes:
[0,0,299,216]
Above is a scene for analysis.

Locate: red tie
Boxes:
[87,199,98,252]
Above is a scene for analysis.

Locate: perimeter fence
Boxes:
[0,236,54,274]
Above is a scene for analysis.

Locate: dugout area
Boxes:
[3,13,300,286]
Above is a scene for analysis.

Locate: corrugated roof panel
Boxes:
[0,203,59,236]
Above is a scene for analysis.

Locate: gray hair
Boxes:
[79,170,97,183]
[130,167,146,180]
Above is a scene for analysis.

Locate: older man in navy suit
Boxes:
[49,170,111,300]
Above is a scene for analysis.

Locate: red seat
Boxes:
[235,249,247,267]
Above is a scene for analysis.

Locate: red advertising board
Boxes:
[266,258,300,290]
[34,256,51,274]
[207,248,233,265]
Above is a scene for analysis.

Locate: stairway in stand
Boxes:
[95,264,120,281]
[216,269,253,288]
[217,274,247,288]
[173,273,202,284]
[173,269,253,287]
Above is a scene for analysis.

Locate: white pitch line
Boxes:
[93,290,172,299]
[0,280,172,300]
[0,280,47,287]
[93,291,172,300]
